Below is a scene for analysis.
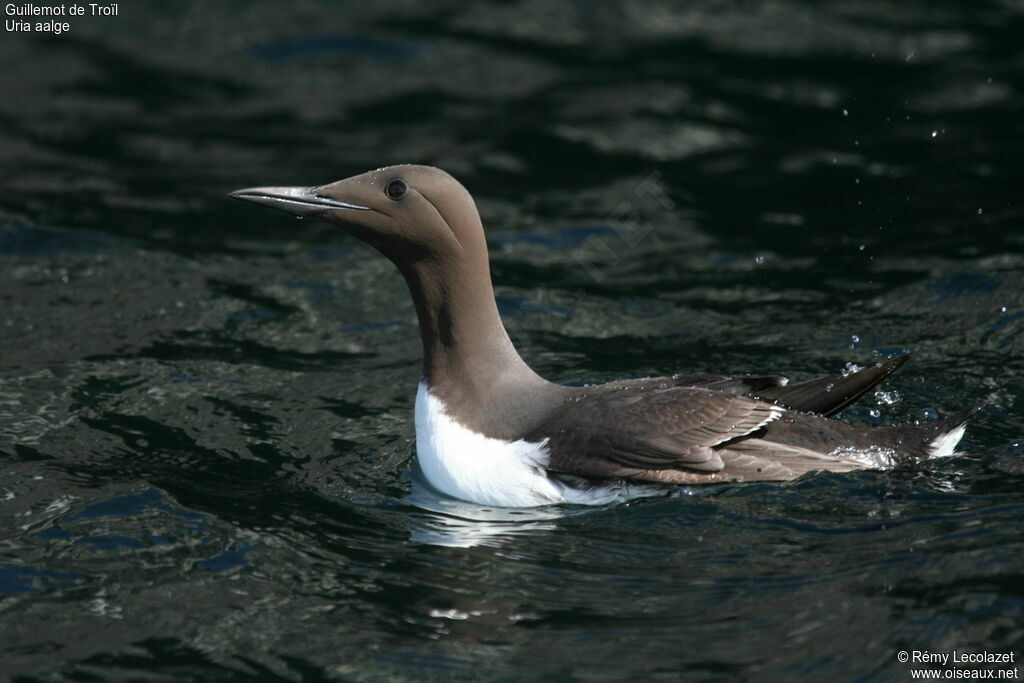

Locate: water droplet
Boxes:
[905,51,915,62]
[851,335,860,344]
[1000,306,1007,313]
[295,216,305,221]
[874,390,901,406]
[930,130,938,138]
[755,255,765,265]
[869,409,881,418]
[977,208,983,215]
[854,178,860,184]
[842,109,849,117]
[825,383,835,392]
[858,244,865,251]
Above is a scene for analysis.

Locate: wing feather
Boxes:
[527,386,781,476]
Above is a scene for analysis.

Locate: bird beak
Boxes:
[228,186,369,218]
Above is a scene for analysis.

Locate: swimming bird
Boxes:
[230,165,980,508]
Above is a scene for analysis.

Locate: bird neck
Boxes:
[394,241,556,430]
[402,251,535,382]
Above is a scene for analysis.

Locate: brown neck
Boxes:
[395,244,564,438]
[400,251,534,385]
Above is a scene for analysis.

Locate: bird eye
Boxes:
[385,179,408,200]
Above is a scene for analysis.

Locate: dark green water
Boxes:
[2,1,1023,680]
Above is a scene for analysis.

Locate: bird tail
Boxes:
[921,405,984,457]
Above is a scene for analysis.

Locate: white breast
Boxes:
[413,383,668,508]
[414,382,568,507]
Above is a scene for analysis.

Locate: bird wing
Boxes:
[751,354,910,417]
[526,386,781,477]
[623,444,868,484]
[667,354,910,416]
[664,373,790,395]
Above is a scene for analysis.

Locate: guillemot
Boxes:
[230,165,981,508]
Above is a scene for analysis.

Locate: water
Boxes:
[2,1,1023,679]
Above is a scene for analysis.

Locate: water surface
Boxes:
[1,1,1022,680]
